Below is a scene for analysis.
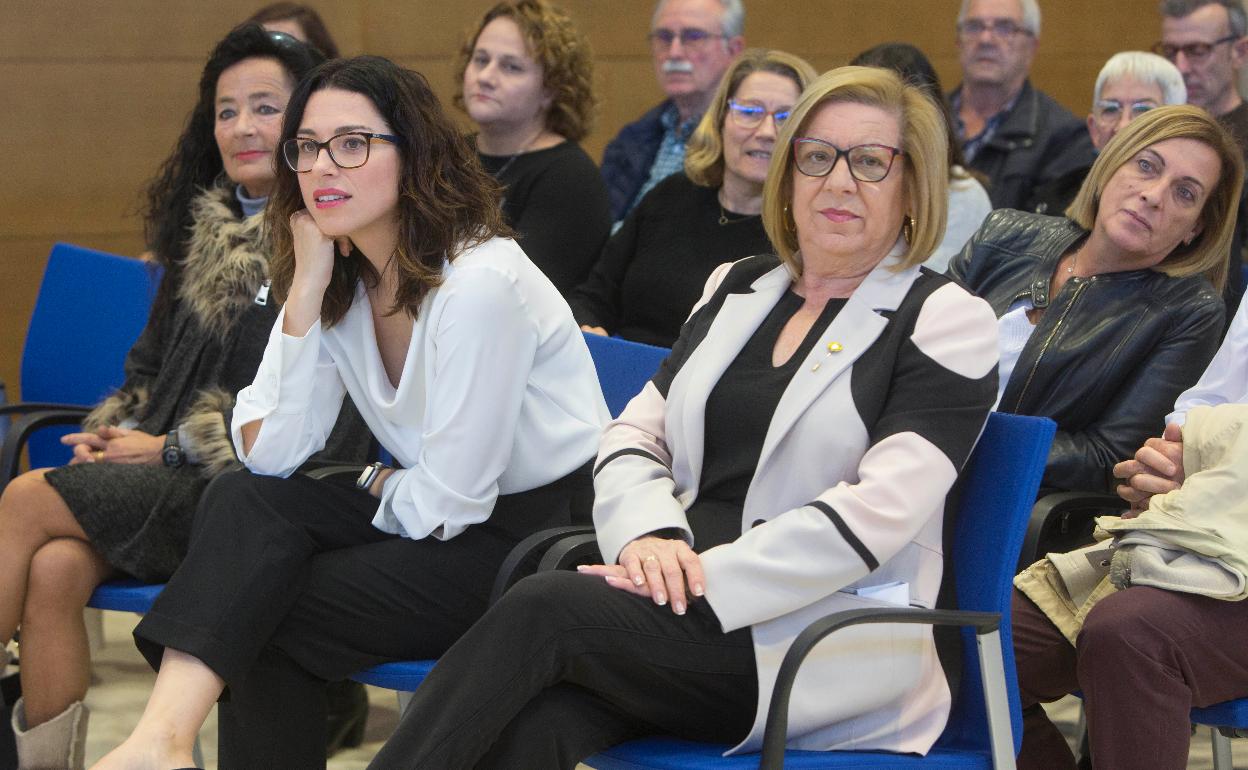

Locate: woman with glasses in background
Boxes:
[456,0,612,296]
[94,55,607,770]
[1027,51,1187,216]
[571,49,816,347]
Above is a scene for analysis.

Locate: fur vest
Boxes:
[83,186,271,478]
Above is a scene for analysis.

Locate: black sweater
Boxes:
[478,140,612,297]
[569,172,773,348]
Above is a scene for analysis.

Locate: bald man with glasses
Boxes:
[1158,0,1248,150]
[1159,0,1248,316]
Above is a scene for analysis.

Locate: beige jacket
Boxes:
[1016,403,1248,643]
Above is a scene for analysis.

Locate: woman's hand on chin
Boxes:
[579,535,705,616]
[285,210,351,335]
[289,209,342,296]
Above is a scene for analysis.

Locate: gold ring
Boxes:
[93,450,105,461]
[643,555,658,563]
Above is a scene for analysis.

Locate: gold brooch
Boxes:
[812,342,843,371]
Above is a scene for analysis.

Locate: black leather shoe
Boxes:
[325,679,368,757]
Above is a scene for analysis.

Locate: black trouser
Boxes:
[368,569,759,770]
[133,467,584,769]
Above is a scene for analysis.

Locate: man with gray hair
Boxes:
[1028,51,1187,215]
[1157,0,1248,149]
[600,0,745,223]
[949,0,1095,209]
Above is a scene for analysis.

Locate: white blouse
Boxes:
[232,237,610,541]
[994,298,1037,409]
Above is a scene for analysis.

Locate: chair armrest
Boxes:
[536,533,601,573]
[0,402,91,417]
[0,409,94,492]
[1018,490,1125,572]
[489,525,595,605]
[300,464,367,481]
[759,607,1014,770]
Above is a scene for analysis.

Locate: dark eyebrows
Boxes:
[294,125,376,137]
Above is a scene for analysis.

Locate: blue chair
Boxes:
[582,333,669,417]
[585,412,1055,770]
[1192,698,1248,769]
[1,243,159,484]
[344,336,673,709]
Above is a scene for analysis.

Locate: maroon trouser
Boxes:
[1012,586,1248,770]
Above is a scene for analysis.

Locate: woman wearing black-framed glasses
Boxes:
[96,54,607,770]
[570,48,816,347]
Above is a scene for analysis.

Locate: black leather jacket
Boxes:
[948,209,1225,492]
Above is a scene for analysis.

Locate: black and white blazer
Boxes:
[593,251,999,755]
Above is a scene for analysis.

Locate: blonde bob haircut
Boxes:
[762,66,949,275]
[1068,104,1243,291]
[685,49,818,188]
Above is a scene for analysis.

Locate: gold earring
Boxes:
[902,216,915,244]
[783,204,796,234]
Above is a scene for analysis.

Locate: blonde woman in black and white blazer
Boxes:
[369,66,1001,770]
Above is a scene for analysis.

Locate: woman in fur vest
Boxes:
[0,25,369,769]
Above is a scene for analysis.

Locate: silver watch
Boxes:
[355,461,387,491]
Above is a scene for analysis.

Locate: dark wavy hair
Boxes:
[266,56,513,326]
[453,0,597,142]
[850,42,974,180]
[246,2,341,59]
[142,23,324,273]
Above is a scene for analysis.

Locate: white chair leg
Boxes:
[1211,726,1233,770]
[83,608,104,655]
[396,690,414,717]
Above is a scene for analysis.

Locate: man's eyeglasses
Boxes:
[727,99,790,129]
[647,27,725,52]
[282,132,400,173]
[1092,99,1161,125]
[957,18,1033,39]
[1152,35,1239,62]
[792,138,904,183]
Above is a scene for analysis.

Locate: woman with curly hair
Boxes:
[457,0,612,295]
[94,54,606,770]
[0,25,370,769]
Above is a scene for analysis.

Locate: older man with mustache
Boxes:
[600,0,744,224]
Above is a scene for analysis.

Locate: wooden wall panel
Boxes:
[0,1,1187,395]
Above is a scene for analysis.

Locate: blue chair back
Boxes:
[936,412,1054,757]
[21,243,160,467]
[590,412,1055,769]
[582,333,670,418]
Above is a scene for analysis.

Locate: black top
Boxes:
[478,140,612,296]
[688,290,846,549]
[569,172,773,348]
